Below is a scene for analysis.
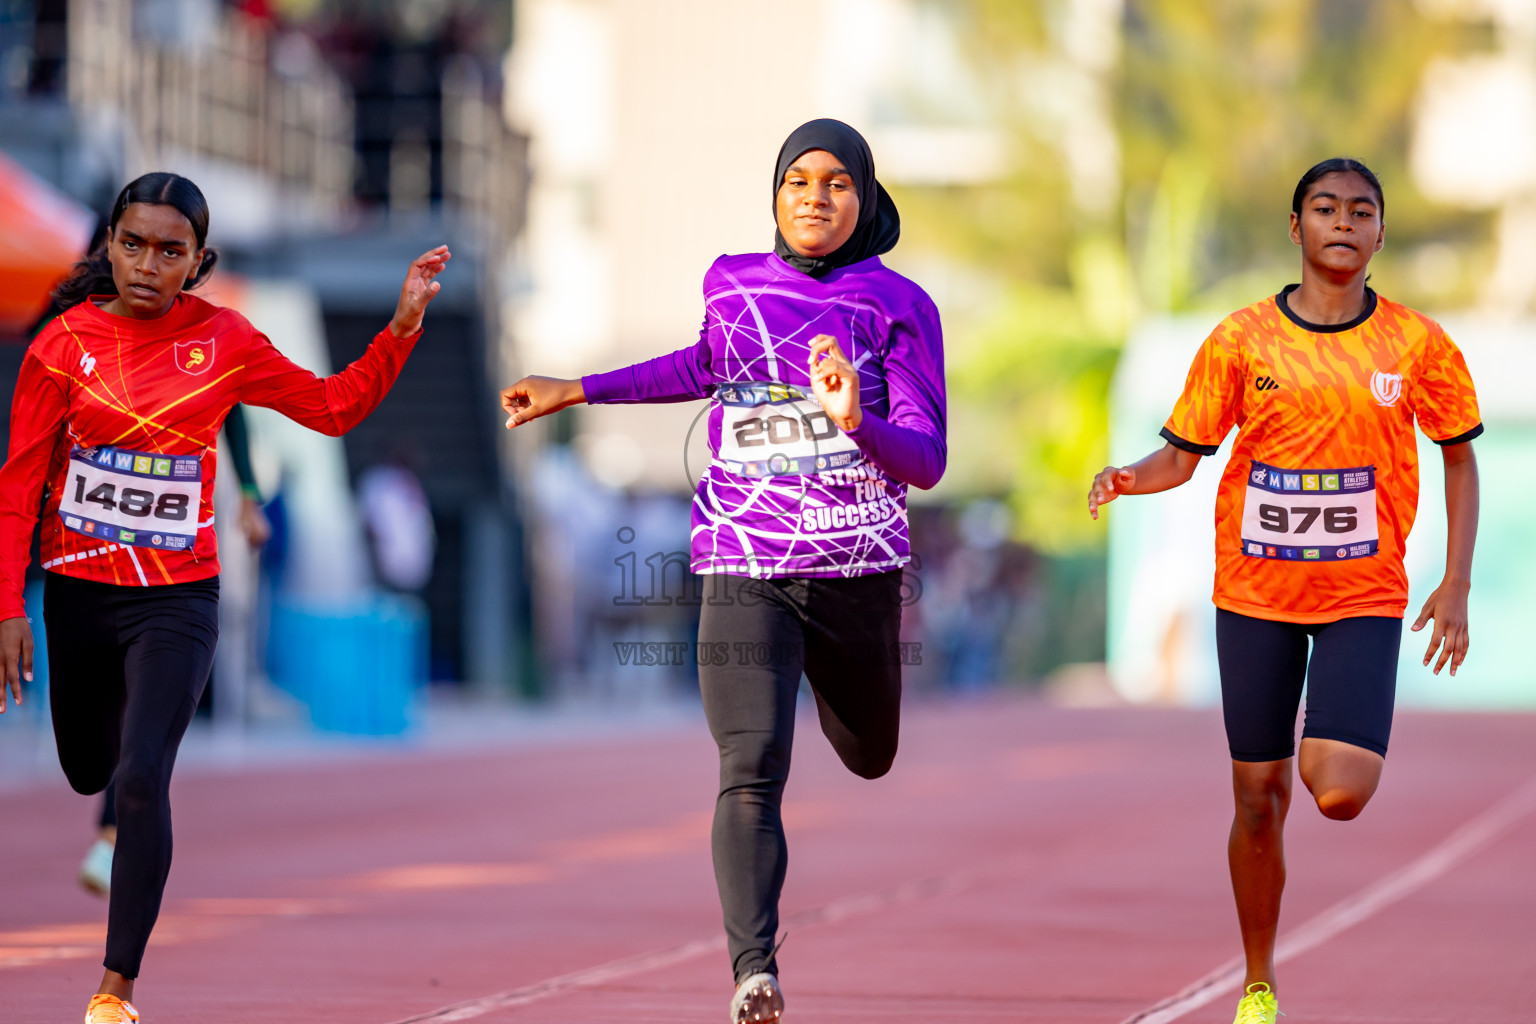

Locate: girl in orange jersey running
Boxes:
[0,172,449,1024]
[1087,158,1481,1024]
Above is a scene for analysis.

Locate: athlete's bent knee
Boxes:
[838,736,897,780]
[62,762,113,796]
[1314,786,1371,821]
[848,751,895,780]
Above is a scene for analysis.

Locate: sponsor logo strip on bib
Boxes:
[59,445,201,550]
[1239,459,1378,562]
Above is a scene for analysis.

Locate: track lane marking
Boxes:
[1121,773,1536,1024]
[385,871,974,1023]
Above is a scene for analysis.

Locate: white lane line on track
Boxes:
[1121,773,1536,1024]
[386,871,972,1023]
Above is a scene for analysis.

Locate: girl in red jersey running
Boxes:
[1088,158,1481,1024]
[0,172,448,1024]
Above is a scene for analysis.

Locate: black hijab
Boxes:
[772,118,901,278]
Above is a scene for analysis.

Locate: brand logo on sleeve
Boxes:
[174,339,215,375]
[79,352,97,378]
[1254,375,1280,392]
[1370,370,1403,407]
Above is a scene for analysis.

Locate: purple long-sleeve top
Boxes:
[583,252,946,578]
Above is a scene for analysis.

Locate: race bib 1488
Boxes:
[1239,459,1378,562]
[58,444,201,550]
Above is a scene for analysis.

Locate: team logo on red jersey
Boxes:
[175,339,215,374]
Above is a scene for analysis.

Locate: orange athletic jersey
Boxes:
[1162,287,1481,623]
[0,294,420,619]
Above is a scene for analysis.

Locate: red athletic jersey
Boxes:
[0,294,421,618]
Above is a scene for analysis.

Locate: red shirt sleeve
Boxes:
[237,323,422,436]
[0,339,72,619]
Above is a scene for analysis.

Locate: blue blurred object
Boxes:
[267,594,428,736]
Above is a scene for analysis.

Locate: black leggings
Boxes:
[698,571,904,983]
[44,571,219,979]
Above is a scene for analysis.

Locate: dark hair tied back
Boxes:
[52,172,218,309]
[1292,157,1384,218]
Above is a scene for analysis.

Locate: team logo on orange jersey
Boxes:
[1370,370,1402,407]
[175,339,215,375]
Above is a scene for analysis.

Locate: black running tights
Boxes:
[44,571,219,979]
[697,571,904,984]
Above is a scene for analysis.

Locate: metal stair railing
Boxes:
[66,0,353,217]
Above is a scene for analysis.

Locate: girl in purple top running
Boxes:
[500,118,946,1024]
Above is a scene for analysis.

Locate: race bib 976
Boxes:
[1240,459,1378,562]
[715,382,864,479]
[58,444,201,550]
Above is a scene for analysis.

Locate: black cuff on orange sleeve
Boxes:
[1160,426,1219,457]
[1432,423,1484,446]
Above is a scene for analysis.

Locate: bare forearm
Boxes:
[1442,445,1479,586]
[1123,443,1201,494]
[1088,442,1202,519]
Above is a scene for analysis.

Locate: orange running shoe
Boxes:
[84,994,139,1024]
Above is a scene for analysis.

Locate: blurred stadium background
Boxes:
[0,0,1532,757]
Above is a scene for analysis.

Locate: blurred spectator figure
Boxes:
[358,448,436,594]
[27,0,68,95]
[133,0,220,51]
[257,474,290,587]
[313,0,503,209]
[918,500,1041,692]
[940,501,1013,691]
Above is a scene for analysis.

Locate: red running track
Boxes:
[2,698,1534,1023]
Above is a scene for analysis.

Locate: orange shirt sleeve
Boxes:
[1411,327,1482,445]
[0,337,72,619]
[1161,321,1244,456]
[237,322,421,437]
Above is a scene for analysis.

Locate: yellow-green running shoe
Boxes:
[1232,982,1280,1024]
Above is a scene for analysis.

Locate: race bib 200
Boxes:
[715,381,864,479]
[1239,459,1378,562]
[58,444,201,551]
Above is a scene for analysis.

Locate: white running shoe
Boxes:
[79,838,114,897]
[730,972,784,1023]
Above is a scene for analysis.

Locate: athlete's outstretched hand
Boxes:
[1411,580,1470,676]
[1088,466,1135,520]
[0,616,32,714]
[500,376,586,428]
[389,246,452,339]
[239,495,272,548]
[808,334,861,432]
